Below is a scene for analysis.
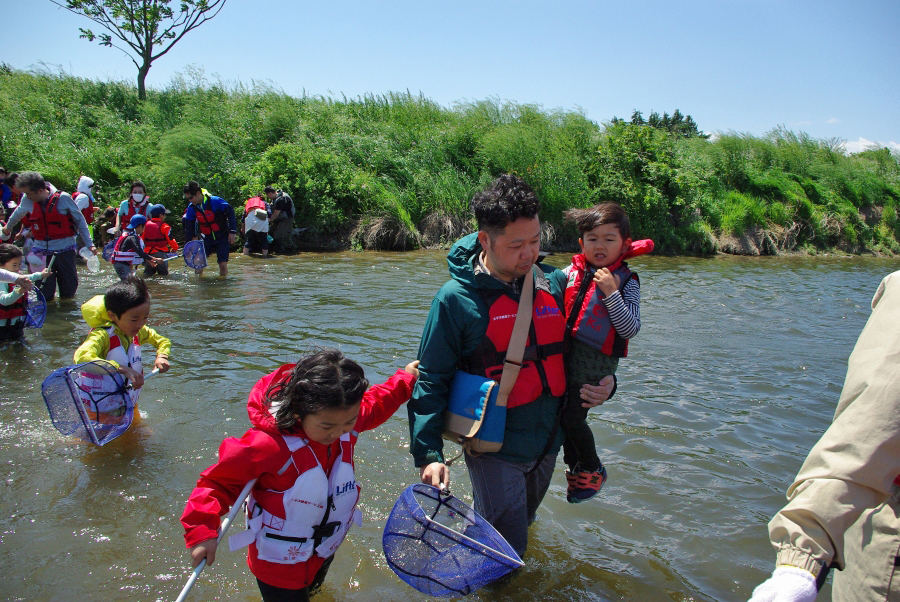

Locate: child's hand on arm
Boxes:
[118,366,144,389]
[593,268,621,297]
[190,538,218,567]
[39,268,51,280]
[154,355,170,373]
[404,360,420,379]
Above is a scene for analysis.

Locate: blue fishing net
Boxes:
[24,287,46,328]
[42,361,134,446]
[101,238,117,262]
[183,240,207,269]
[383,484,524,597]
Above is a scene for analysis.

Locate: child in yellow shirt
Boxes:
[74,277,170,406]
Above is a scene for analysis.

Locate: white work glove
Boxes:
[749,566,817,602]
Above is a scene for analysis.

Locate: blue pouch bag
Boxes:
[442,268,534,455]
[443,371,506,453]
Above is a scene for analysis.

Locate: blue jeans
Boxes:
[464,450,557,557]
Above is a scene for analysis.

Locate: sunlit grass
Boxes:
[1,65,898,252]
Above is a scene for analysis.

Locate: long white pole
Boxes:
[174,478,257,602]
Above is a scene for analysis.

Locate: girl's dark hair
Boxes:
[0,243,23,265]
[130,180,146,194]
[104,276,150,317]
[564,202,631,240]
[266,348,370,431]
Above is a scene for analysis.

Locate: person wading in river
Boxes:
[408,173,616,557]
[0,171,96,301]
[182,181,237,277]
[265,186,294,253]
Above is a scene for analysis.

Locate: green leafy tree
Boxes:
[50,0,227,100]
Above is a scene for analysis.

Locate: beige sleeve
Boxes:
[767,271,900,575]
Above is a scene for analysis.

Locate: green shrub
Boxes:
[1,67,899,254]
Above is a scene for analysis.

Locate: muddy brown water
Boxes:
[1,251,896,600]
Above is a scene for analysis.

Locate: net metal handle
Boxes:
[422,514,525,568]
[175,478,257,602]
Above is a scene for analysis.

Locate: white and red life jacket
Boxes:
[230,432,362,564]
[111,232,145,265]
[76,327,143,416]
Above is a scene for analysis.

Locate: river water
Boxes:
[0,251,896,601]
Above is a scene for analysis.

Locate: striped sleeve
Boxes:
[602,277,641,339]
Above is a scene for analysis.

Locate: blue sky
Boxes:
[8,0,900,152]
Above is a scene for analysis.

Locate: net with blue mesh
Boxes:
[382,484,524,597]
[42,361,134,446]
[25,287,47,328]
[101,237,117,262]
[183,240,208,269]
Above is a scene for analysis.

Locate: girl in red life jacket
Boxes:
[0,243,50,341]
[182,349,419,600]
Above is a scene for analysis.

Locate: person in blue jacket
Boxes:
[182,181,237,277]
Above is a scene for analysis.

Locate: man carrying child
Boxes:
[408,174,615,557]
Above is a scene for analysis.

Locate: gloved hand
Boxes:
[749,566,817,602]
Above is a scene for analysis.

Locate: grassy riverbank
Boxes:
[2,65,899,254]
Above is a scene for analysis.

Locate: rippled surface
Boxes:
[1,252,896,601]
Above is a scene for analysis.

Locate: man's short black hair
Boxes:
[264,186,277,194]
[183,180,202,196]
[105,277,151,317]
[471,174,540,237]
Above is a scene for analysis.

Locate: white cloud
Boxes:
[826,117,839,124]
[841,137,900,154]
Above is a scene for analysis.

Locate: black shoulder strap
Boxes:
[565,267,595,347]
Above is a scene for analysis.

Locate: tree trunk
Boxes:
[137,60,151,101]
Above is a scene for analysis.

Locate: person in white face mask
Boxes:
[114,180,151,234]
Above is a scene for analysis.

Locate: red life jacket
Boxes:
[565,258,636,357]
[0,282,27,320]
[459,268,567,408]
[22,192,75,241]
[245,196,267,214]
[142,219,169,254]
[72,191,95,224]
[193,197,226,238]
[123,197,150,222]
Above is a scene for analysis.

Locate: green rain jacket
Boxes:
[408,232,567,466]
